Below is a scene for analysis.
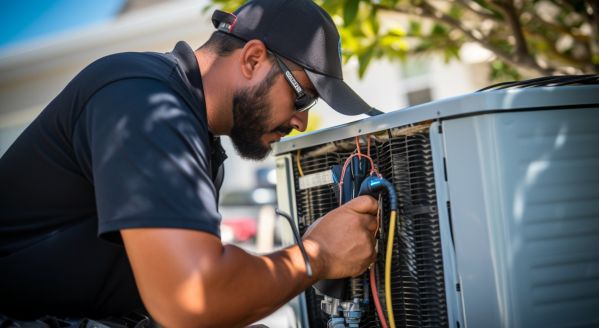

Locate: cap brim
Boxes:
[305,70,372,116]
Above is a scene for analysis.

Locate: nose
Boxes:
[290,110,309,132]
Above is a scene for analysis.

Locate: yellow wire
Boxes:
[385,210,397,328]
[296,149,304,177]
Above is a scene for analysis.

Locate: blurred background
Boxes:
[1,0,595,252]
[2,1,596,326]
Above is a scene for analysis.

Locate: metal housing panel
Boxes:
[442,108,599,327]
[274,85,599,155]
[274,84,599,327]
[430,122,464,328]
[275,154,298,228]
[275,154,310,328]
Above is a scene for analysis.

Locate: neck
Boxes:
[194,49,235,135]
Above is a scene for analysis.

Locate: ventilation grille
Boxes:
[292,123,448,328]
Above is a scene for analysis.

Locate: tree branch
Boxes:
[554,0,580,13]
[452,0,498,20]
[527,3,590,44]
[523,31,587,70]
[374,1,558,75]
[488,1,531,62]
[584,0,599,70]
[422,1,556,74]
[372,3,424,17]
[523,3,592,71]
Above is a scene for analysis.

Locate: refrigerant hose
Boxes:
[359,176,398,328]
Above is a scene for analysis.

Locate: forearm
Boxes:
[132,234,321,328]
[123,196,378,328]
[201,243,319,327]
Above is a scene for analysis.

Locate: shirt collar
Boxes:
[170,41,208,124]
[170,41,228,173]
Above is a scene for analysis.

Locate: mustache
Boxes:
[271,125,293,135]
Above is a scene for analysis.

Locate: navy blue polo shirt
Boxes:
[0,42,227,319]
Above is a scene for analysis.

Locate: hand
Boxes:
[302,195,379,279]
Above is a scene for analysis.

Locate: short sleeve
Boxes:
[72,78,221,243]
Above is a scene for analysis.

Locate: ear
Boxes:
[239,39,271,81]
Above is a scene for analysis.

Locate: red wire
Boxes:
[338,152,381,206]
[338,135,387,327]
[338,152,356,206]
[339,135,388,328]
[370,266,388,328]
[355,136,362,159]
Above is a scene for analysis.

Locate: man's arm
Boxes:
[121,195,378,328]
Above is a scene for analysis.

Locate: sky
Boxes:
[0,0,125,49]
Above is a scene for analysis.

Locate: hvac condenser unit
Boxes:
[274,77,599,328]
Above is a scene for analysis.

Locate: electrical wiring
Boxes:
[296,149,304,177]
[370,200,388,328]
[275,209,313,277]
[338,136,380,206]
[370,266,388,328]
[357,174,398,328]
[385,210,398,328]
[337,135,398,327]
[338,152,371,205]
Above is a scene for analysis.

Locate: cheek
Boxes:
[268,78,296,113]
[253,76,298,139]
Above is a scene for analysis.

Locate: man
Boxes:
[0,0,379,326]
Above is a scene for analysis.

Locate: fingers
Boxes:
[304,195,381,279]
[355,235,377,277]
[345,195,379,216]
[366,214,378,233]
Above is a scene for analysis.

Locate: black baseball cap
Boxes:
[211,0,379,116]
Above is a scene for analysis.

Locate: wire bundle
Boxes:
[297,135,400,328]
[340,136,398,328]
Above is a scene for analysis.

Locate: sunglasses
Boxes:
[271,53,318,112]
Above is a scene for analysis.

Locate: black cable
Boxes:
[275,208,313,278]
[477,74,599,92]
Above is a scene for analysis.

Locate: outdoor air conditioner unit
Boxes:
[273,76,599,328]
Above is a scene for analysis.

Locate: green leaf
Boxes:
[344,0,360,26]
[443,45,460,63]
[408,20,421,36]
[380,0,399,6]
[369,6,380,34]
[319,0,340,13]
[490,59,521,81]
[431,23,448,37]
[388,27,406,37]
[358,44,375,78]
[448,4,462,20]
[380,34,409,52]
[360,18,376,38]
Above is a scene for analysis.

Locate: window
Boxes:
[406,88,433,106]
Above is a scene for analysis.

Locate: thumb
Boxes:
[344,195,378,215]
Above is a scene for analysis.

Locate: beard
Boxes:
[229,69,293,160]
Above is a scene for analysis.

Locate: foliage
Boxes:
[207,0,599,81]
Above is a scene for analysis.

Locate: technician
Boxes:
[0,1,379,326]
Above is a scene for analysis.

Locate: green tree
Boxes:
[208,0,599,81]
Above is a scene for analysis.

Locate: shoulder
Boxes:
[82,78,210,147]
[74,51,179,89]
[86,78,201,123]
